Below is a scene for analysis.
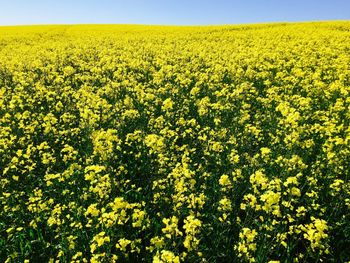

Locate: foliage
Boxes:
[1,22,350,262]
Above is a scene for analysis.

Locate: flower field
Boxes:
[0,22,350,262]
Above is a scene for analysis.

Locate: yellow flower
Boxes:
[153,250,180,263]
[218,197,232,212]
[218,174,230,186]
[162,216,182,238]
[303,218,329,251]
[116,238,131,251]
[162,98,174,111]
[85,204,99,217]
[260,147,271,157]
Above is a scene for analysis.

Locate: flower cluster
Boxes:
[1,22,350,262]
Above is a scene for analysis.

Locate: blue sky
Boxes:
[0,0,349,26]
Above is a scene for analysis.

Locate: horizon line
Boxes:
[0,19,349,28]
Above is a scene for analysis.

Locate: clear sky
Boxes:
[0,0,349,26]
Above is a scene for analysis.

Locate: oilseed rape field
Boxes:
[1,22,350,262]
